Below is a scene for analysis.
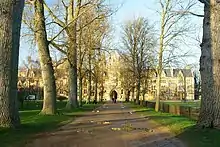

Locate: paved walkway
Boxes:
[25,103,186,147]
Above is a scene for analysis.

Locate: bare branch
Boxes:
[50,41,67,55]
[43,1,65,28]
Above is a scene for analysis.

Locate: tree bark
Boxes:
[34,0,57,115]
[66,65,78,109]
[198,1,220,128]
[136,77,141,105]
[0,0,24,127]
[87,53,92,103]
[155,73,162,112]
[94,78,98,103]
[131,86,135,102]
[155,1,166,112]
[65,0,79,109]
[79,77,83,107]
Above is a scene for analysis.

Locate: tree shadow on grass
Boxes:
[176,125,220,147]
[134,107,220,147]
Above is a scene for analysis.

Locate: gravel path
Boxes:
[25,102,187,147]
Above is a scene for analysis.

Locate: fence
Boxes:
[145,101,200,121]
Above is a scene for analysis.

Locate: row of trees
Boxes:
[119,0,220,129]
[119,0,196,109]
[0,0,112,127]
[0,0,220,129]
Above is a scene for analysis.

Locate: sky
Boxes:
[19,0,204,68]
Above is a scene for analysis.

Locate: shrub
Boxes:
[57,95,68,102]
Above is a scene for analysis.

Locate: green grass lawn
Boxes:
[162,101,200,108]
[128,103,220,147]
[0,101,102,147]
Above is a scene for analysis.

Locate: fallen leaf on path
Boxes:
[111,128,121,131]
[149,129,154,132]
[103,121,111,125]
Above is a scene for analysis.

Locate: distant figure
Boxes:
[112,98,115,103]
[114,98,116,103]
[111,90,117,103]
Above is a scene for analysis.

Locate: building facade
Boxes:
[17,51,195,101]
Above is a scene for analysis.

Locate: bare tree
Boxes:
[0,0,25,127]
[121,17,156,105]
[155,0,196,111]
[44,0,113,108]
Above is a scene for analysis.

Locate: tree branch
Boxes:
[50,41,67,55]
[172,10,204,17]
[44,2,65,28]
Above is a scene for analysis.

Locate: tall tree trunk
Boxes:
[136,77,141,105]
[155,3,166,111]
[198,1,220,128]
[66,23,78,109]
[155,72,162,112]
[66,27,78,109]
[66,65,78,109]
[66,0,79,109]
[79,77,83,107]
[11,0,25,125]
[87,54,92,103]
[34,0,57,115]
[131,86,135,102]
[183,76,187,101]
[0,0,24,127]
[100,81,104,102]
[94,78,98,103]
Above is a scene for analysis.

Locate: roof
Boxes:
[146,68,193,78]
[164,69,172,77]
[173,69,193,77]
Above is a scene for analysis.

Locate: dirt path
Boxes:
[25,103,186,147]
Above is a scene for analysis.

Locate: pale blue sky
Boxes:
[19,0,204,67]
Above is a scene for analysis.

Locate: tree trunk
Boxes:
[10,0,25,125]
[66,65,78,109]
[0,0,24,128]
[136,77,141,105]
[100,82,104,102]
[183,76,187,101]
[155,73,162,112]
[66,0,79,109]
[79,77,83,107]
[131,86,135,102]
[94,79,98,103]
[198,1,220,128]
[87,54,92,103]
[34,0,57,115]
[155,2,166,111]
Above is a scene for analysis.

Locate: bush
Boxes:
[57,95,68,102]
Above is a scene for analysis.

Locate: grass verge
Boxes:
[0,102,102,147]
[127,103,220,147]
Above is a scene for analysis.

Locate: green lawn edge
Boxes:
[0,102,102,147]
[126,102,220,147]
